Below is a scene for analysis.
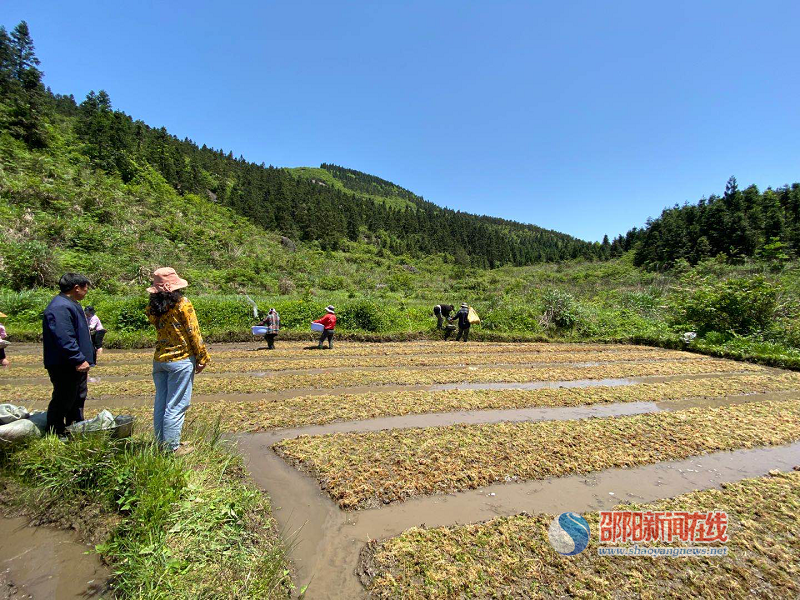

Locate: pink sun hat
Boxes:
[146,267,189,294]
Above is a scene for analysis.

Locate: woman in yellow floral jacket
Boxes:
[145,267,209,452]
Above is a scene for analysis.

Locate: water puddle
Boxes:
[430,370,760,391]
[0,516,110,599]
[237,434,800,600]
[431,377,637,391]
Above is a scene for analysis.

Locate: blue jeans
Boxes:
[153,357,195,451]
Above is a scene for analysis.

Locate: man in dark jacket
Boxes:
[453,303,471,342]
[432,304,454,329]
[43,273,93,435]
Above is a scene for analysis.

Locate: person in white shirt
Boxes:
[84,306,106,362]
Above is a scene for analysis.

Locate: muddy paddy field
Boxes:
[4,340,800,598]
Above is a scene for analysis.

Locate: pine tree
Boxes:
[10,21,39,77]
[0,21,48,147]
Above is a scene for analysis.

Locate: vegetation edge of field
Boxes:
[0,422,293,599]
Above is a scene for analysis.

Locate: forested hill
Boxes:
[623,177,800,270]
[0,21,607,271]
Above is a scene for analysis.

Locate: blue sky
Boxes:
[4,1,799,241]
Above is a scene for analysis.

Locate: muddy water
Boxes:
[238,435,800,600]
[0,516,109,599]
[431,370,765,391]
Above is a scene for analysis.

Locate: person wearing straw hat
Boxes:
[145,267,209,453]
[453,302,471,342]
[313,305,337,349]
[0,311,8,366]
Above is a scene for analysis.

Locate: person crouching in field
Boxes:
[145,268,209,453]
[452,302,471,342]
[84,306,106,363]
[43,273,94,435]
[314,305,336,349]
[0,312,8,367]
[433,304,454,329]
[258,308,280,349]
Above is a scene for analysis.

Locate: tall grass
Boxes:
[0,422,293,599]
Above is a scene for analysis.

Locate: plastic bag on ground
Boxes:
[28,411,48,433]
[0,419,42,446]
[66,410,115,435]
[0,403,30,425]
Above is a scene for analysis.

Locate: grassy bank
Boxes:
[0,423,292,599]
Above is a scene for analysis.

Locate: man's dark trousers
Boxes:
[318,329,334,349]
[455,325,470,342]
[46,366,87,435]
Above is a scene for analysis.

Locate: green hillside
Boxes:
[0,23,612,273]
[286,166,417,211]
[2,20,800,371]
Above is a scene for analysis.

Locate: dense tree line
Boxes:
[623,177,800,270]
[1,22,611,268]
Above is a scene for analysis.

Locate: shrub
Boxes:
[339,298,390,332]
[273,299,326,329]
[618,289,661,315]
[386,272,414,294]
[0,288,51,322]
[674,275,777,335]
[539,289,580,330]
[191,296,254,329]
[317,274,348,291]
[278,278,295,295]
[2,240,57,290]
[481,304,542,332]
[115,296,150,332]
